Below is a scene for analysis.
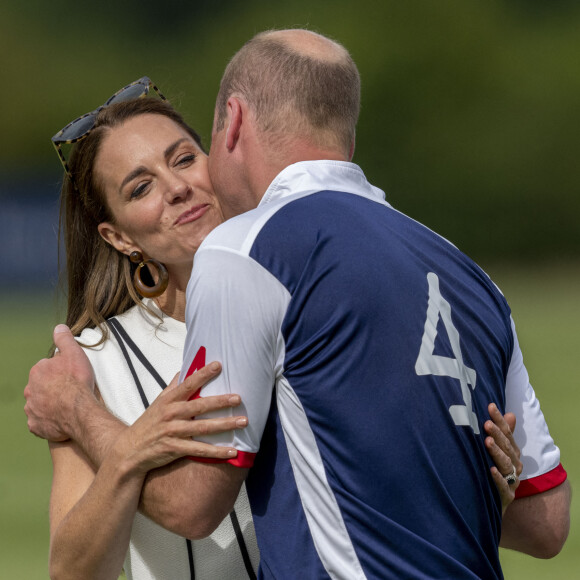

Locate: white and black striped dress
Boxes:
[79,300,259,580]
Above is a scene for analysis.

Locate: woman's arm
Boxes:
[48,440,141,580]
[47,370,250,579]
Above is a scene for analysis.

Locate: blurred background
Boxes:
[1,0,578,577]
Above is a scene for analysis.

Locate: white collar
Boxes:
[259,160,389,207]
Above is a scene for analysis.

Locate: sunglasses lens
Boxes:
[106,82,148,106]
[52,78,156,147]
[57,113,98,142]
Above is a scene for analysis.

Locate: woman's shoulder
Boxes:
[115,299,186,341]
[75,302,150,357]
[78,301,186,363]
[77,325,106,351]
[77,301,186,422]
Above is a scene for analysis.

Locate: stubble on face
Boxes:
[207,117,242,221]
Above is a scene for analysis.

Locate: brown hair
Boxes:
[215,29,360,155]
[58,98,204,347]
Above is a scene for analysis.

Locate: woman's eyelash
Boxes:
[176,153,196,165]
[130,183,148,199]
[127,152,196,198]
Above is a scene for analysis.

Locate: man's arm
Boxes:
[142,457,249,539]
[499,318,571,556]
[25,326,248,536]
[26,327,535,539]
[485,402,570,556]
[500,480,571,558]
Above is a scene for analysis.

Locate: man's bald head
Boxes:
[214,29,360,157]
[264,29,348,60]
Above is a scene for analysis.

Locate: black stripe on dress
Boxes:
[106,316,196,579]
[230,510,257,579]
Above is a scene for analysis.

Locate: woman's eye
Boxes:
[130,183,149,199]
[176,153,196,166]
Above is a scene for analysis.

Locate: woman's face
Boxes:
[95,113,223,270]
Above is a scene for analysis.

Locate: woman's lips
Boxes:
[174,204,210,226]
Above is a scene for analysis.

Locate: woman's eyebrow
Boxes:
[120,166,147,191]
[119,138,192,191]
[164,138,190,160]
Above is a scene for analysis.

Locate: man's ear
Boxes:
[348,135,356,161]
[225,96,243,151]
[97,222,136,256]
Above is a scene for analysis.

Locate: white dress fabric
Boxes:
[79,300,259,580]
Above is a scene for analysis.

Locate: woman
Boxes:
[46,78,520,580]
[49,82,259,580]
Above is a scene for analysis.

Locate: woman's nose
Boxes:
[166,174,191,203]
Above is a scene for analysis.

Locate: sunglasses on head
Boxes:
[51,76,166,190]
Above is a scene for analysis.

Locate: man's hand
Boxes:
[24,324,96,441]
[484,403,523,515]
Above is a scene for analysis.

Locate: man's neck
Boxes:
[250,139,349,206]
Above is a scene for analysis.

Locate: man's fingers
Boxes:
[52,324,79,354]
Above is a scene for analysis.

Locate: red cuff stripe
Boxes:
[515,463,567,499]
[188,450,256,468]
[184,348,255,467]
[185,347,207,378]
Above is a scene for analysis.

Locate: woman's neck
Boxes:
[154,265,191,322]
[155,286,186,322]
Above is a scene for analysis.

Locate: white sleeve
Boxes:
[505,317,561,481]
[180,245,290,460]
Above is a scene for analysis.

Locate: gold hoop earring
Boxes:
[129,251,169,298]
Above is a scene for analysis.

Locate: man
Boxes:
[26,29,569,579]
[177,29,569,577]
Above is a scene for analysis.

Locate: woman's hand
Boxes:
[111,362,247,478]
[484,403,523,515]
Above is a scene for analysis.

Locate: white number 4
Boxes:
[415,272,480,434]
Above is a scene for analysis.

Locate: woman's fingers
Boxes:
[171,415,248,439]
[172,440,239,460]
[490,465,518,515]
[162,362,223,399]
[485,403,522,476]
[484,402,523,514]
[183,393,242,417]
[112,363,250,473]
[485,434,513,477]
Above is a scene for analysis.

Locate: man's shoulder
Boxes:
[200,195,303,255]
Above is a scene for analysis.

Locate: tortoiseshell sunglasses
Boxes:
[51,76,166,189]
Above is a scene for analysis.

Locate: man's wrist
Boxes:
[72,393,128,469]
[66,383,101,441]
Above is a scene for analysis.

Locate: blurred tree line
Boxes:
[1,0,579,263]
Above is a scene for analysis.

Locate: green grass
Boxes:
[0,293,59,579]
[487,262,579,578]
[1,263,578,578]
